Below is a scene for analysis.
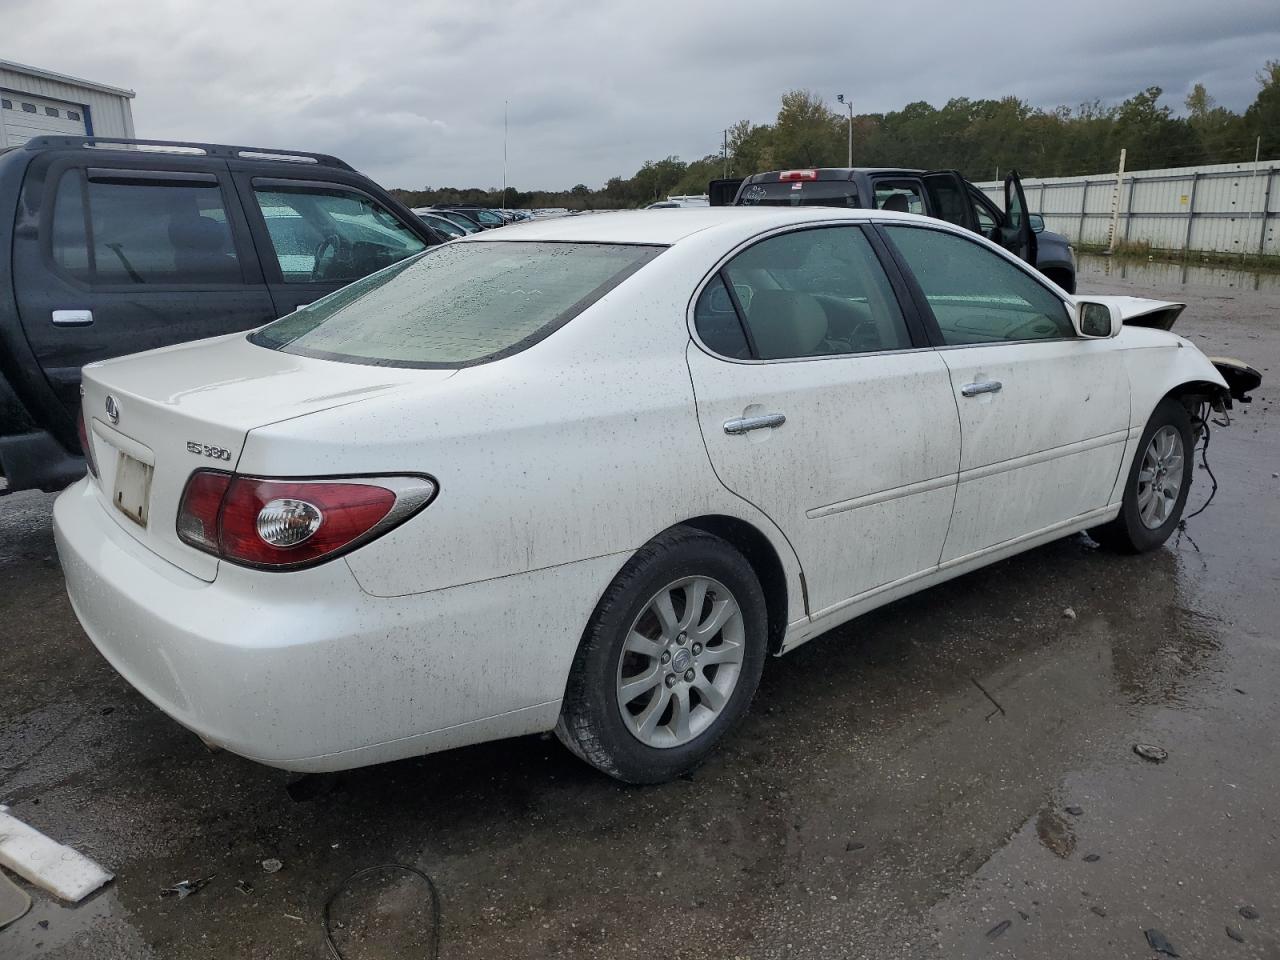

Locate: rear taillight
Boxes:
[78,406,98,478]
[177,472,436,569]
[778,169,818,181]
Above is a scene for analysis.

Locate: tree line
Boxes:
[391,61,1280,211]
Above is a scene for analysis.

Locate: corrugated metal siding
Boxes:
[0,65,134,147]
[977,159,1278,256]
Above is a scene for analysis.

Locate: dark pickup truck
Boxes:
[0,137,445,494]
[711,168,1076,294]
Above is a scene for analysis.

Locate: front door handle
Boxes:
[724,413,786,435]
[961,379,1003,398]
[52,309,94,327]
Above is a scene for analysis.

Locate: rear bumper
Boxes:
[54,478,618,771]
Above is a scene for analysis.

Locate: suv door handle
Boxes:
[961,379,1002,398]
[52,309,94,327]
[724,413,786,435]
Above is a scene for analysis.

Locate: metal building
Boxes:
[0,59,135,149]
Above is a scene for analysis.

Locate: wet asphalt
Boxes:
[1,255,1277,959]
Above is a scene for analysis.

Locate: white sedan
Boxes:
[56,207,1234,783]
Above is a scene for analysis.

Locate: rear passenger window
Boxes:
[49,170,242,285]
[711,227,911,360]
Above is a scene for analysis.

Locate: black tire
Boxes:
[1089,397,1194,553]
[555,525,768,784]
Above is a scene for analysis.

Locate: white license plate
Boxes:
[112,452,153,527]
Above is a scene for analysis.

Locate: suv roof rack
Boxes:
[21,136,355,171]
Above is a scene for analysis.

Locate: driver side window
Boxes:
[253,183,426,284]
[884,225,1072,345]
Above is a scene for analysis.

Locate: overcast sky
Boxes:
[8,0,1279,190]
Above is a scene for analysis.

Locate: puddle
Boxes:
[1077,253,1280,293]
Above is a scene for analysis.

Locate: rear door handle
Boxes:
[52,309,94,327]
[724,413,786,435]
[961,379,1002,398]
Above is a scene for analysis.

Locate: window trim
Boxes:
[686,221,933,365]
[873,220,1077,350]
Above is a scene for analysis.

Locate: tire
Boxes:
[1089,397,1194,553]
[555,525,768,784]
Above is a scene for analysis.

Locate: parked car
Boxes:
[427,208,484,233]
[711,168,1076,292]
[57,206,1251,784]
[434,204,508,229]
[0,136,446,495]
[412,208,471,239]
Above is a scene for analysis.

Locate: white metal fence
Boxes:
[975,159,1279,256]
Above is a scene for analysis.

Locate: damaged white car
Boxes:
[55,207,1252,783]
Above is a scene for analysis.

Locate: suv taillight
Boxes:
[78,406,98,478]
[177,471,436,569]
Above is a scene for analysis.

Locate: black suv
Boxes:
[0,137,445,494]
[711,168,1076,294]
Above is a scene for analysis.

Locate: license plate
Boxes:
[112,452,153,527]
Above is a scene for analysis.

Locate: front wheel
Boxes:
[1090,397,1194,552]
[555,526,767,784]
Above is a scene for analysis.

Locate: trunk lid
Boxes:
[79,333,452,580]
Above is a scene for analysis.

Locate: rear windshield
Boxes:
[737,180,860,208]
[250,240,663,368]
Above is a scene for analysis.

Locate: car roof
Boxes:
[464,207,930,246]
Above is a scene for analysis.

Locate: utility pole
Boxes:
[1106,147,1127,253]
[723,129,729,179]
[502,99,508,211]
[836,94,852,167]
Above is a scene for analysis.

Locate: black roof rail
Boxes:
[20,136,355,171]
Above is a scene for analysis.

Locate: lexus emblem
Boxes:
[104,395,120,425]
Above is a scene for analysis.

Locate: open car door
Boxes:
[921,170,977,232]
[708,178,744,207]
[1001,170,1037,265]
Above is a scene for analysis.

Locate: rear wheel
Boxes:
[555,526,767,783]
[1090,398,1193,552]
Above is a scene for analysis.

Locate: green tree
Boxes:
[771,90,842,167]
[1244,60,1280,158]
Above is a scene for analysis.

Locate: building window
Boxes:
[21,102,37,113]
[1,99,12,110]
[67,110,81,121]
[45,106,60,117]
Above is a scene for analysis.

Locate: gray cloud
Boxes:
[8,0,1278,190]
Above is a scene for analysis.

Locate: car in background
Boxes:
[0,136,446,495]
[412,208,472,239]
[425,208,484,233]
[434,205,508,229]
[57,206,1243,785]
[711,168,1076,292]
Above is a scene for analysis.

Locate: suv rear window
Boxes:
[251,241,663,368]
[737,181,860,207]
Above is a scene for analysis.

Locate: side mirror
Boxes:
[1028,213,1045,233]
[1075,301,1118,338]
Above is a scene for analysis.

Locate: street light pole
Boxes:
[836,94,853,167]
[502,99,508,211]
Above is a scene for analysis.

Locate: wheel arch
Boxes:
[677,515,793,655]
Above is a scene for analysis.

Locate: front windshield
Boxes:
[251,240,663,368]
